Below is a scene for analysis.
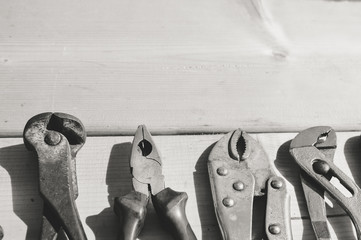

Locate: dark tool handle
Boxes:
[114,191,148,240]
[152,188,197,240]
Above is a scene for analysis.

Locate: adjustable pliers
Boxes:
[290,126,361,239]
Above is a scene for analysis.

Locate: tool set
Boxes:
[0,112,359,239]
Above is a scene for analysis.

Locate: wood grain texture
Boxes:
[1,0,361,136]
[0,132,360,239]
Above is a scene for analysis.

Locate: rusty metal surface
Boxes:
[23,112,87,240]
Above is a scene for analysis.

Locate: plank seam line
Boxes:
[1,129,361,138]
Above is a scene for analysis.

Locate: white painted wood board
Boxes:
[1,0,361,136]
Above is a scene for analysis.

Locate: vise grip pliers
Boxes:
[290,126,361,240]
[208,129,293,240]
[23,112,87,240]
[113,125,197,240]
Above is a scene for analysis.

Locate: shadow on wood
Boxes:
[0,144,42,240]
[193,142,222,240]
[86,142,132,240]
[344,136,361,187]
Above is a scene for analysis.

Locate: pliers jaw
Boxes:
[23,112,87,240]
[290,126,336,151]
[24,112,86,155]
[130,125,165,197]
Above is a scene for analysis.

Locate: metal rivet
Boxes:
[271,179,283,189]
[222,198,234,207]
[233,181,244,191]
[217,167,228,176]
[268,224,281,235]
[44,132,62,146]
[313,161,330,175]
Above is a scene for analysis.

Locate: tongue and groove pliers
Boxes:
[290,126,361,240]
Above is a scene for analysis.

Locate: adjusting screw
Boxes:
[44,132,62,146]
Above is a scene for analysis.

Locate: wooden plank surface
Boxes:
[2,0,361,136]
[0,131,360,239]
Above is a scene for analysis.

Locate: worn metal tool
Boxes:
[208,129,292,240]
[114,125,197,240]
[290,126,361,240]
[23,112,87,240]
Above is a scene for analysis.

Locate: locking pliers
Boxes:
[114,125,197,240]
[208,129,292,240]
[290,126,361,239]
[23,112,87,240]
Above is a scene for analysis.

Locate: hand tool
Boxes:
[208,129,292,240]
[23,112,87,240]
[290,126,361,240]
[114,125,197,240]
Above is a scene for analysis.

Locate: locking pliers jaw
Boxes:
[23,112,87,240]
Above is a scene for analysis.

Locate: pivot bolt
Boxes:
[271,179,283,189]
[269,224,281,235]
[217,167,228,176]
[45,132,61,146]
[313,161,330,175]
[222,198,234,207]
